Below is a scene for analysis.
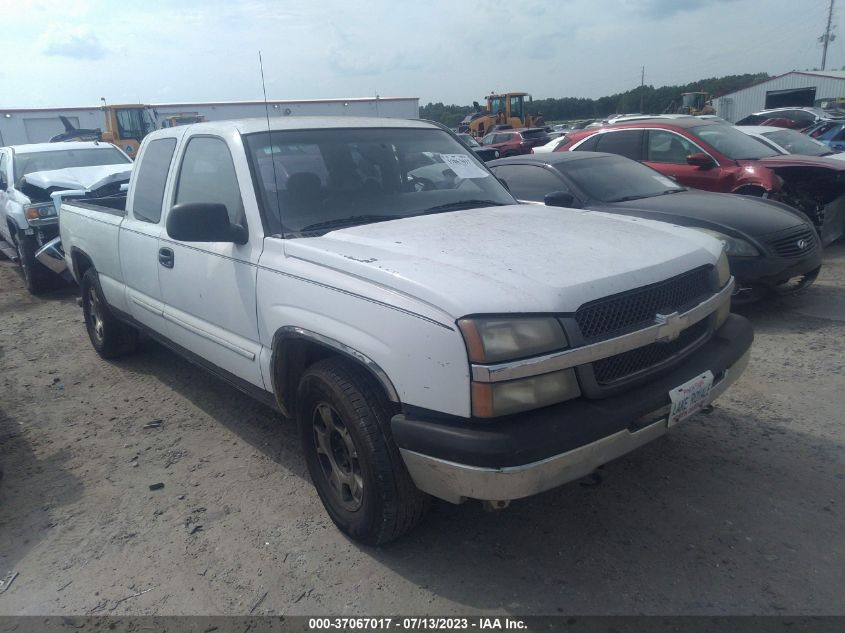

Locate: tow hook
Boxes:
[481,500,510,512]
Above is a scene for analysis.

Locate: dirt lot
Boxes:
[0,246,843,616]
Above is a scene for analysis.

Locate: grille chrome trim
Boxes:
[471,277,734,384]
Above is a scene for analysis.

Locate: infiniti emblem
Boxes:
[655,311,684,342]
[797,239,808,249]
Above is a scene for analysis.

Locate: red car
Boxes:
[479,128,550,157]
[557,118,845,245]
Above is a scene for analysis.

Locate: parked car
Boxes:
[735,107,841,130]
[0,141,132,293]
[456,133,500,161]
[532,135,569,154]
[59,117,751,543]
[737,125,845,161]
[557,118,845,245]
[805,120,845,150]
[480,128,550,156]
[489,152,822,303]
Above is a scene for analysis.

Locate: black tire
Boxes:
[80,268,139,359]
[14,233,52,295]
[296,357,431,545]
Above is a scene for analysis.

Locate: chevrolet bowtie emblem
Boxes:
[655,311,684,342]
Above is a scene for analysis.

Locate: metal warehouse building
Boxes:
[712,70,845,122]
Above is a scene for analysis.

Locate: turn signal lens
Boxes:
[471,369,581,418]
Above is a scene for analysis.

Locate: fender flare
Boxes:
[270,326,400,417]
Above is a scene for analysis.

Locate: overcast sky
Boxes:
[1,0,841,108]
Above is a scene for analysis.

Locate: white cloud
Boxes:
[40,24,106,60]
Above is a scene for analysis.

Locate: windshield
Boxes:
[244,127,515,236]
[690,123,780,159]
[761,129,833,156]
[13,147,131,179]
[559,154,685,202]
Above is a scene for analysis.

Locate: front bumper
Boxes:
[392,314,753,504]
[730,249,822,302]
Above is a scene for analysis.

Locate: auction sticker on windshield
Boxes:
[668,370,713,427]
[440,154,490,179]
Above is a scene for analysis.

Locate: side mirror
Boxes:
[687,152,715,168]
[166,202,248,244]
[544,190,578,208]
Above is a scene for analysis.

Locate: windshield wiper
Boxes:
[656,189,684,195]
[420,199,507,214]
[299,215,397,233]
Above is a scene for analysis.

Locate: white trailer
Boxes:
[0,97,420,146]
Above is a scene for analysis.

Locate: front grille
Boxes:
[768,226,817,258]
[574,266,713,341]
[593,318,709,385]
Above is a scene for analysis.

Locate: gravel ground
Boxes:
[0,245,843,616]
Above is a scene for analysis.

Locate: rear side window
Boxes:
[175,136,246,227]
[593,130,643,160]
[572,134,600,152]
[133,138,177,223]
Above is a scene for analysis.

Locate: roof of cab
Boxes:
[166,116,437,138]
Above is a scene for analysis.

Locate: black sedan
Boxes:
[489,152,822,303]
[457,133,500,162]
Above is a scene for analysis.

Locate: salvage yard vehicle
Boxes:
[735,107,840,130]
[558,118,845,245]
[489,152,822,303]
[480,128,551,157]
[50,104,158,158]
[60,117,752,544]
[456,133,500,161]
[0,141,132,293]
[737,125,845,161]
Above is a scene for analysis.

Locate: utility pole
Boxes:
[820,0,836,70]
[639,66,645,113]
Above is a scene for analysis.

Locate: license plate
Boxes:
[668,370,714,427]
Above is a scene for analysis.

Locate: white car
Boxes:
[59,116,751,543]
[0,141,132,292]
[737,125,845,162]
[532,136,568,153]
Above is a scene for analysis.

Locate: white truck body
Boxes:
[59,116,752,542]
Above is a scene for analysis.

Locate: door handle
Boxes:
[158,247,174,268]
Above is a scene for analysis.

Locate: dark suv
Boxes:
[480,128,550,156]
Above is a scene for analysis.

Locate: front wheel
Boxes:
[15,233,51,294]
[296,357,430,545]
[81,268,139,359]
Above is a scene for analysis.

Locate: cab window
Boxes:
[175,137,246,228]
[593,130,643,160]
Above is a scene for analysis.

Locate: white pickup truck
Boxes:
[59,117,753,543]
[0,141,132,293]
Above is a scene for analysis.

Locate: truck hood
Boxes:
[22,164,132,191]
[283,205,723,318]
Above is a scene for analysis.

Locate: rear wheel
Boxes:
[296,357,430,545]
[81,268,139,358]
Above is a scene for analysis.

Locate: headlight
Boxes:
[457,317,568,363]
[471,369,581,418]
[25,203,57,220]
[696,228,759,257]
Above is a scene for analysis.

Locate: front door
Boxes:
[642,129,725,192]
[157,135,265,388]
